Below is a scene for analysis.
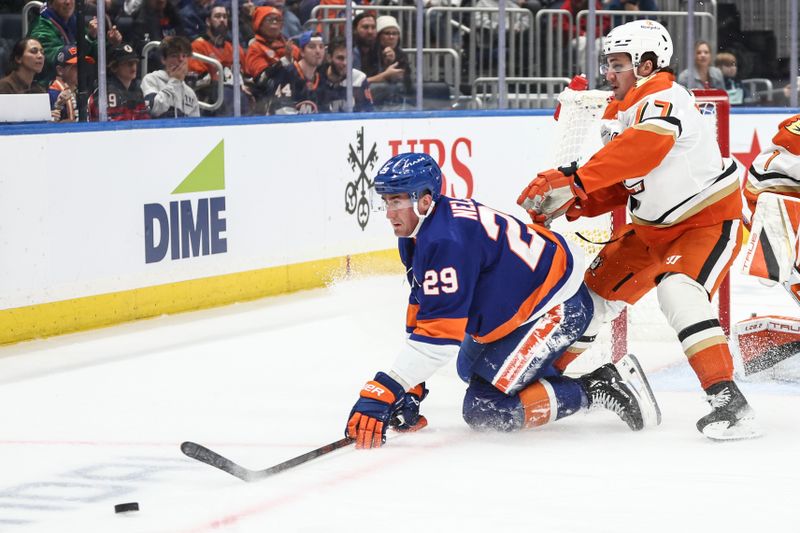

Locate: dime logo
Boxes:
[345,127,379,230]
[143,140,227,263]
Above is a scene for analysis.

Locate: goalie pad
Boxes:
[742,192,800,283]
[733,315,800,375]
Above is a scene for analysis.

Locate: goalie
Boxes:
[741,114,800,286]
[518,20,759,440]
[736,115,800,377]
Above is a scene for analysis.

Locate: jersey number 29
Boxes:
[423,267,458,295]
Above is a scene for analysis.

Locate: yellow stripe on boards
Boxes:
[0,249,401,346]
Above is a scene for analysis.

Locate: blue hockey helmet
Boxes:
[373,152,443,202]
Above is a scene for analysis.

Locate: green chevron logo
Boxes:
[144,140,228,264]
[172,140,226,194]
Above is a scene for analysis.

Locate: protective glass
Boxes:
[599,62,635,76]
[369,188,414,213]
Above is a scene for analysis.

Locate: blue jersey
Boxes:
[399,197,580,348]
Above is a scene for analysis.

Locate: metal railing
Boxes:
[403,47,461,100]
[742,77,774,103]
[575,10,716,79]
[424,6,534,89]
[141,41,225,112]
[535,9,573,78]
[306,5,418,45]
[471,76,571,109]
[21,0,43,37]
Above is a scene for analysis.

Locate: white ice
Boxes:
[1,264,799,533]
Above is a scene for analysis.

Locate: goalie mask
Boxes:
[602,19,673,71]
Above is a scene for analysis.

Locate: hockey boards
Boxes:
[181,438,354,482]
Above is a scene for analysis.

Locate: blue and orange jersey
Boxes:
[400,197,581,349]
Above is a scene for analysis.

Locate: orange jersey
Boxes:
[243,35,299,79]
[577,71,742,245]
[744,114,800,213]
[189,36,245,82]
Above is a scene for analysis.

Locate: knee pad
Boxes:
[462,378,523,432]
[657,274,716,333]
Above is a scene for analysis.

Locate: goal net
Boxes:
[549,87,732,374]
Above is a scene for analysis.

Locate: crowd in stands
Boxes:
[0,0,794,121]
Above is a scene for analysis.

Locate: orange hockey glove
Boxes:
[517,163,587,226]
[346,372,406,449]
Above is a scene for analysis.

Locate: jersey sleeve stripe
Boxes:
[406,304,419,331]
[633,119,680,139]
[413,317,468,343]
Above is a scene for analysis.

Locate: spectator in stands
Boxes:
[352,12,377,75]
[179,0,214,40]
[29,0,122,88]
[131,0,181,71]
[0,38,47,95]
[89,42,150,120]
[49,44,80,122]
[244,6,299,81]
[318,36,373,113]
[253,30,323,114]
[678,40,725,90]
[781,83,799,106]
[558,0,609,74]
[369,15,410,96]
[715,51,746,105]
[142,35,200,117]
[267,0,302,37]
[189,2,249,116]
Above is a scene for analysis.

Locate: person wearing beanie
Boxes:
[368,15,411,105]
[244,5,299,81]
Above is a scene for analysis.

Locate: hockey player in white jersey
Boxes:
[517,19,760,440]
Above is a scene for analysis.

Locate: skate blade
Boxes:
[617,353,662,427]
[702,416,764,441]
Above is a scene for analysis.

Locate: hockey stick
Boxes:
[180,437,354,482]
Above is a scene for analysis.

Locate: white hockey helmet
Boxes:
[602,19,673,69]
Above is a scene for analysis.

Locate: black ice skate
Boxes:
[580,355,654,431]
[696,381,762,441]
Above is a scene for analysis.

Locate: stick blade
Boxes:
[181,441,255,482]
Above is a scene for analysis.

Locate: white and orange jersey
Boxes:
[577,72,741,236]
[744,114,800,213]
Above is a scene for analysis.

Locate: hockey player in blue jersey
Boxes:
[346,153,661,449]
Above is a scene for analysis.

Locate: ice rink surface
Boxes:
[1,264,799,533]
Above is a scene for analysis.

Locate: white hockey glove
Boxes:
[600,119,624,145]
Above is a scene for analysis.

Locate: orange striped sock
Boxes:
[688,344,734,390]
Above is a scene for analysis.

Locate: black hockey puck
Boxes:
[114,502,139,513]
